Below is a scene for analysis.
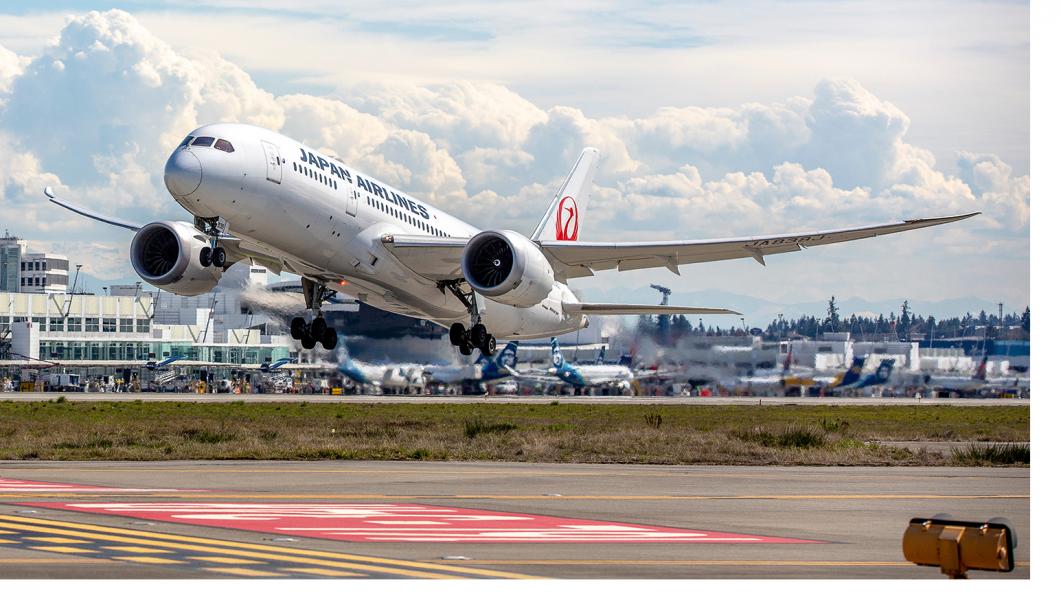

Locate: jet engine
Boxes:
[129,221,222,296]
[461,230,555,307]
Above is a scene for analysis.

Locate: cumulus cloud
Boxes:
[0,9,1028,302]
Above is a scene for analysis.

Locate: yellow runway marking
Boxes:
[0,514,532,579]
[0,558,108,564]
[205,567,279,577]
[283,567,366,577]
[113,556,185,565]
[28,545,98,554]
[186,556,264,565]
[430,559,1032,568]
[0,539,17,544]
[25,536,91,544]
[102,545,172,554]
[0,528,16,533]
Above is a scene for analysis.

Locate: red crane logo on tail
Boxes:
[555,195,579,241]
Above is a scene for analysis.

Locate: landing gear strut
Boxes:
[196,218,228,268]
[290,277,338,350]
[440,279,496,356]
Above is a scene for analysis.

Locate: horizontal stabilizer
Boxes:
[562,302,740,316]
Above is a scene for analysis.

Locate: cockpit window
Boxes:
[177,135,193,149]
[191,136,215,147]
[214,139,235,153]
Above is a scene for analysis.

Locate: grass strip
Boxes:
[0,400,1029,465]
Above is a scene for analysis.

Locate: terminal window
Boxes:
[102,318,116,333]
[119,318,133,333]
[85,318,99,331]
[67,318,82,332]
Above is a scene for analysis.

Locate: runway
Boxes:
[0,392,1030,406]
[0,461,1029,579]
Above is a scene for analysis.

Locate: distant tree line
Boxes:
[636,298,1030,345]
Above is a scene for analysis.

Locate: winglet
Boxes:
[43,187,142,232]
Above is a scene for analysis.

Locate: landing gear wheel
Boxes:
[482,334,496,356]
[449,323,466,346]
[469,323,488,348]
[310,316,328,340]
[210,247,226,268]
[300,335,317,350]
[321,328,338,351]
[459,343,473,356]
[199,247,213,267]
[290,317,307,340]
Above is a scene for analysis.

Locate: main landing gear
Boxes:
[290,277,338,351]
[439,280,496,356]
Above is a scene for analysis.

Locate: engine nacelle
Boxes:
[130,221,222,296]
[461,230,555,308]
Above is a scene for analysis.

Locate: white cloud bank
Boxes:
[0,10,1028,305]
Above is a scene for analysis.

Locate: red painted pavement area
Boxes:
[22,502,821,544]
[0,477,198,494]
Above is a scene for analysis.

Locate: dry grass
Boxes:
[0,400,1029,465]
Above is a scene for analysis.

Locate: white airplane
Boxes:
[45,123,976,356]
[927,354,1030,396]
[521,337,635,391]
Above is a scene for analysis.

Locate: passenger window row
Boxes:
[366,197,450,237]
[294,163,338,189]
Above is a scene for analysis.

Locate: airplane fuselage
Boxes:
[164,123,586,339]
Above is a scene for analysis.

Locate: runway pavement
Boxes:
[0,392,1030,406]
[0,461,1029,579]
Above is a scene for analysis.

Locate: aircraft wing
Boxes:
[45,187,290,275]
[381,213,977,282]
[539,213,978,278]
[563,302,738,316]
[381,234,468,280]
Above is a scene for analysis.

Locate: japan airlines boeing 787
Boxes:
[45,123,977,355]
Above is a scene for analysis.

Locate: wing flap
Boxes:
[382,234,468,281]
[541,213,978,277]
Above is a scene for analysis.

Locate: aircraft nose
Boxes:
[164,149,202,197]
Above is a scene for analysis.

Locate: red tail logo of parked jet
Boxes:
[555,196,579,241]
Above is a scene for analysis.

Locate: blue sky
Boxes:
[0,2,1030,315]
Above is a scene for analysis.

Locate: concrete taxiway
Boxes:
[0,392,1030,406]
[0,461,1029,579]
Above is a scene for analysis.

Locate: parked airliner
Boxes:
[45,123,977,355]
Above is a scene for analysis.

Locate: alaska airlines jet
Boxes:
[45,123,976,356]
[423,341,520,387]
[259,357,292,373]
[144,354,185,370]
[542,336,634,389]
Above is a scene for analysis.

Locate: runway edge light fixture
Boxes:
[902,515,1016,578]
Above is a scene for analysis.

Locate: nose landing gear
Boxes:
[290,278,338,350]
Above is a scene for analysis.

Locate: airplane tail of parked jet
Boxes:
[974,353,989,381]
[833,356,867,388]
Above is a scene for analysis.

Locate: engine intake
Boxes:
[461,230,555,308]
[130,221,222,296]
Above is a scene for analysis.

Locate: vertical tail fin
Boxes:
[782,348,792,373]
[974,353,988,381]
[874,359,895,383]
[550,337,566,369]
[531,147,600,242]
[496,341,519,369]
[836,356,866,387]
[596,346,606,365]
